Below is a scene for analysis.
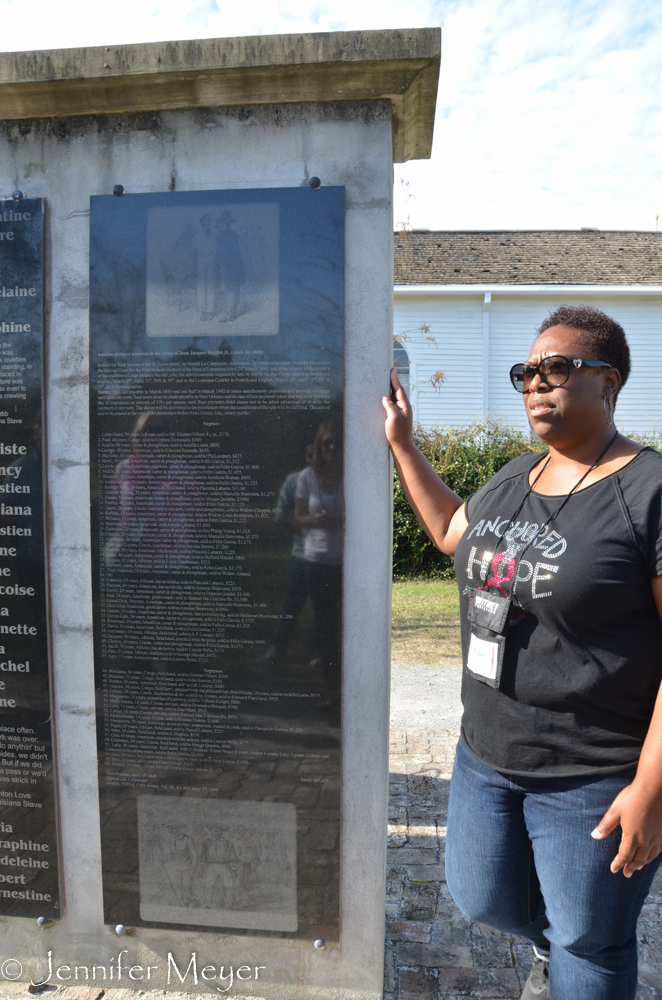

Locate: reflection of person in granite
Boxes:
[295,421,343,707]
[215,211,245,322]
[106,413,200,572]
[193,214,217,321]
[257,442,314,666]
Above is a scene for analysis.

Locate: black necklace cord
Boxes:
[469,452,552,600]
[499,451,552,539]
[509,429,619,601]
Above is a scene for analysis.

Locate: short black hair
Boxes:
[537,305,631,393]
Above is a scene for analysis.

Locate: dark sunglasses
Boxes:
[509,355,613,393]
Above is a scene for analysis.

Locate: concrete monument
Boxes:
[0,28,440,1000]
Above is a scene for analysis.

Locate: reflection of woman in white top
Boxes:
[295,420,343,704]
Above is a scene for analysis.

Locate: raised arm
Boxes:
[382,368,468,557]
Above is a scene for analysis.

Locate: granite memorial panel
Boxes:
[0,197,60,918]
[90,187,344,938]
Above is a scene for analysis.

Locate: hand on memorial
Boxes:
[592,780,662,877]
[382,368,413,451]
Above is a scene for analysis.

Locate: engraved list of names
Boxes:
[90,188,344,939]
[0,198,60,919]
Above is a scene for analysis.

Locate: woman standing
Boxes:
[295,420,343,706]
[383,306,662,1000]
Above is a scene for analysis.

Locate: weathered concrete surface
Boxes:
[0,31,437,995]
[0,99,394,1000]
[0,30,440,161]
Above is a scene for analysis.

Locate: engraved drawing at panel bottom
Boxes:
[137,796,297,931]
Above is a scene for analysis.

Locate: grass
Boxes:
[391,579,462,664]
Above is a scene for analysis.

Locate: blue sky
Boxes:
[0,0,660,232]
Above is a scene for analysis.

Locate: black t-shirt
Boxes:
[454,446,662,778]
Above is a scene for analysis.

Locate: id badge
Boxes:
[465,589,510,689]
[466,589,511,634]
[466,625,506,688]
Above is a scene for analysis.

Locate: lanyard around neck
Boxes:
[500,430,619,599]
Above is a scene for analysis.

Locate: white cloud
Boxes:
[396,0,662,231]
[0,0,658,231]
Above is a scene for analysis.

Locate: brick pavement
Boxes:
[386,727,662,1000]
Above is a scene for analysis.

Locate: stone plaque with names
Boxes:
[90,187,344,938]
[0,198,60,918]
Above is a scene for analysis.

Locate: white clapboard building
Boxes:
[394,230,662,435]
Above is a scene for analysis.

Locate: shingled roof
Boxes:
[394,230,662,285]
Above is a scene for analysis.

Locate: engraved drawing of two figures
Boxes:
[191,212,246,324]
[158,822,259,909]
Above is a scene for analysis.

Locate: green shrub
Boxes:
[393,422,662,579]
[393,423,546,579]
[632,430,662,451]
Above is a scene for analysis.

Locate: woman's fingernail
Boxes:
[591,828,601,838]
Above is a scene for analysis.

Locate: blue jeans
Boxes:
[272,557,309,652]
[446,737,661,1000]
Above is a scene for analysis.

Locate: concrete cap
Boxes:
[0,28,440,162]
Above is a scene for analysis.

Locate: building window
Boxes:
[394,342,410,394]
